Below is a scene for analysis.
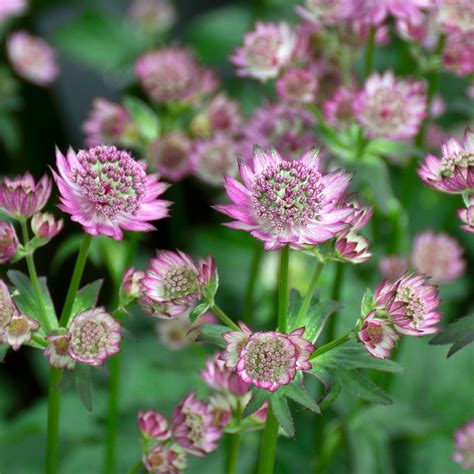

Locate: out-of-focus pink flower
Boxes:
[360,0,432,25]
[31,212,63,240]
[453,418,474,470]
[0,0,26,23]
[351,20,390,45]
[395,10,439,50]
[437,0,474,33]
[323,86,357,131]
[418,129,474,193]
[53,146,170,240]
[191,134,239,186]
[231,22,296,81]
[143,444,187,474]
[7,31,58,86]
[457,194,474,233]
[135,47,217,104]
[354,71,427,140]
[276,68,318,104]
[172,392,222,457]
[0,314,39,350]
[379,256,409,281]
[358,312,399,359]
[430,95,446,118]
[0,172,51,220]
[129,0,176,34]
[443,32,474,77]
[67,307,121,366]
[295,0,360,24]
[149,132,193,182]
[372,279,410,322]
[137,410,171,440]
[0,221,18,264]
[44,333,75,370]
[411,230,465,283]
[426,124,447,149]
[336,231,371,264]
[216,147,354,250]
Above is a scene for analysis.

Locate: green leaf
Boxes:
[338,368,392,405]
[283,383,321,414]
[430,314,474,357]
[74,364,93,412]
[242,388,269,418]
[196,324,229,348]
[270,394,294,437]
[360,289,374,317]
[189,303,210,323]
[71,280,103,319]
[366,138,422,158]
[304,300,341,343]
[287,289,303,330]
[124,96,160,143]
[0,345,8,362]
[307,365,342,409]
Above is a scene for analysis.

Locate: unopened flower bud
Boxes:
[31,212,63,240]
[0,221,19,264]
[137,410,171,440]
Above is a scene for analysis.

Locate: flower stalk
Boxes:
[210,303,240,331]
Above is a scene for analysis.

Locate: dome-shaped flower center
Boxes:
[71,319,108,357]
[440,151,474,177]
[252,161,323,231]
[164,266,200,300]
[247,35,283,69]
[365,89,406,132]
[396,286,425,324]
[72,146,146,219]
[7,318,29,337]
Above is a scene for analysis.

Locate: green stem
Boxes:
[46,367,62,474]
[364,26,376,79]
[210,303,240,331]
[242,243,264,324]
[311,333,351,360]
[277,246,290,333]
[226,401,242,474]
[59,233,92,327]
[295,261,324,328]
[325,263,344,342]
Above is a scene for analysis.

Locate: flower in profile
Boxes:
[453,419,474,470]
[336,232,371,264]
[418,129,474,194]
[0,172,51,220]
[44,333,75,370]
[68,307,121,366]
[137,410,171,440]
[129,0,176,34]
[171,392,222,457]
[458,194,474,233]
[0,0,27,23]
[358,312,399,359]
[143,444,187,474]
[371,279,409,321]
[135,47,217,104]
[191,134,239,186]
[396,13,438,50]
[149,132,193,182]
[276,68,318,105]
[31,212,63,240]
[53,146,170,240]
[231,22,296,81]
[7,31,58,86]
[443,32,474,77]
[0,280,17,335]
[379,256,409,281]
[354,71,427,140]
[0,221,19,264]
[323,86,357,131]
[121,267,145,302]
[216,147,353,250]
[360,0,431,24]
[295,0,358,24]
[411,231,465,284]
[437,0,474,33]
[0,314,39,350]
[83,98,134,147]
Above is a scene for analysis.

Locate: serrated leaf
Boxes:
[430,314,474,357]
[242,388,269,418]
[124,96,160,142]
[0,345,8,362]
[270,394,294,437]
[71,280,103,319]
[74,364,93,412]
[304,300,341,343]
[189,303,210,323]
[195,324,229,348]
[338,368,392,405]
[283,383,321,414]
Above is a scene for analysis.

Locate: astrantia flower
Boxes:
[0,221,19,264]
[354,72,427,140]
[137,410,171,440]
[7,31,58,86]
[396,13,439,50]
[458,195,474,233]
[31,212,63,240]
[143,444,187,474]
[453,419,474,470]
[323,87,357,131]
[443,32,474,77]
[295,0,358,24]
[418,129,474,193]
[44,333,75,370]
[0,314,39,350]
[276,68,318,105]
[68,307,121,366]
[53,146,170,240]
[336,231,371,264]
[411,230,465,284]
[191,134,239,186]
[121,267,145,302]
[372,279,409,321]
[216,148,353,250]
[149,132,193,182]
[129,0,176,34]
[379,256,409,281]
[437,0,474,33]
[0,0,26,23]
[0,172,51,220]
[135,47,217,104]
[360,0,431,24]
[171,392,222,457]
[231,22,296,81]
[358,312,399,359]
[0,280,16,334]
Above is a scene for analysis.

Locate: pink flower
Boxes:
[191,134,239,186]
[0,221,19,264]
[67,307,121,366]
[215,147,353,250]
[276,68,318,104]
[418,129,474,193]
[171,392,222,456]
[0,0,26,23]
[143,444,187,474]
[0,172,51,220]
[231,22,296,81]
[437,0,474,33]
[358,312,399,359]
[31,212,63,240]
[453,419,474,470]
[354,72,427,140]
[396,11,439,50]
[372,279,410,321]
[83,98,133,147]
[149,132,193,182]
[135,47,217,104]
[53,146,170,240]
[0,314,39,351]
[121,267,145,302]
[360,0,431,24]
[379,256,409,281]
[7,31,58,86]
[457,194,474,233]
[44,333,75,370]
[137,410,171,440]
[336,232,371,264]
[295,0,360,24]
[411,230,465,284]
[0,280,16,335]
[443,32,474,77]
[323,87,357,131]
[129,0,176,34]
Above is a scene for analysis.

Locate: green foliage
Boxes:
[124,96,160,143]
[196,324,229,348]
[242,388,269,419]
[70,280,103,320]
[430,314,474,357]
[0,345,7,363]
[189,303,210,323]
[270,394,294,437]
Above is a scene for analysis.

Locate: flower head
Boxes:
[216,147,353,250]
[437,0,474,33]
[378,256,409,281]
[0,280,17,334]
[7,31,58,86]
[129,0,176,34]
[453,419,474,470]
[411,231,465,284]
[418,129,474,193]
[121,267,145,302]
[443,32,474,77]
[137,410,171,440]
[458,194,474,232]
[0,314,39,350]
[171,392,222,457]
[355,72,427,140]
[231,22,296,81]
[135,47,217,104]
[0,172,51,220]
[53,146,170,240]
[323,87,357,131]
[0,221,19,263]
[276,68,318,105]
[44,333,75,370]
[295,0,359,24]
[0,0,26,23]
[143,444,187,474]
[31,212,63,240]
[68,307,121,366]
[358,312,399,359]
[336,231,371,264]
